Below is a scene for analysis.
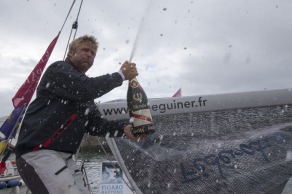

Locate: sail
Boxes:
[103,88,292,194]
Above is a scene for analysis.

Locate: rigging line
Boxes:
[59,0,77,33]
[63,0,85,60]
[63,27,75,60]
[96,136,137,194]
[73,0,84,40]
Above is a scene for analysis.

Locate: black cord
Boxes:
[63,0,84,60]
[59,0,77,33]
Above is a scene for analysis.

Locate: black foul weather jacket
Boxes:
[15,60,126,158]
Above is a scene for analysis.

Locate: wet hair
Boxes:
[67,35,98,59]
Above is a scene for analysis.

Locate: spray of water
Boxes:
[129,0,153,62]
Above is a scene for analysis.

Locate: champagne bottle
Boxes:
[127,77,155,136]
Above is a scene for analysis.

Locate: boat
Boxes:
[0,177,27,194]
[2,88,291,194]
[0,116,29,194]
[97,88,292,194]
[0,155,28,194]
[1,1,291,193]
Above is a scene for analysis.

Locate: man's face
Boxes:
[70,42,97,74]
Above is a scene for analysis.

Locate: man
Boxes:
[15,35,140,194]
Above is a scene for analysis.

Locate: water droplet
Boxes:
[129,117,134,123]
[236,109,242,113]
[84,108,90,116]
[46,82,50,88]
[114,130,118,137]
[286,151,292,161]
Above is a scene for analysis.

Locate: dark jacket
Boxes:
[15,60,126,158]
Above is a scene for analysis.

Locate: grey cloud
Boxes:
[0,0,292,116]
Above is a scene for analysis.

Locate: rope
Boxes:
[59,0,77,33]
[73,0,84,39]
[63,0,84,60]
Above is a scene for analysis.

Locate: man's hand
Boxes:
[120,61,138,80]
[123,125,146,141]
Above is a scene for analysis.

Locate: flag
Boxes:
[0,34,60,164]
[172,88,182,97]
[0,105,26,155]
[12,34,60,109]
[0,106,26,140]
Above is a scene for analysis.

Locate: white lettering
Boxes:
[40,50,50,63]
[133,104,147,109]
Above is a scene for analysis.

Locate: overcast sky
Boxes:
[0,0,292,117]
